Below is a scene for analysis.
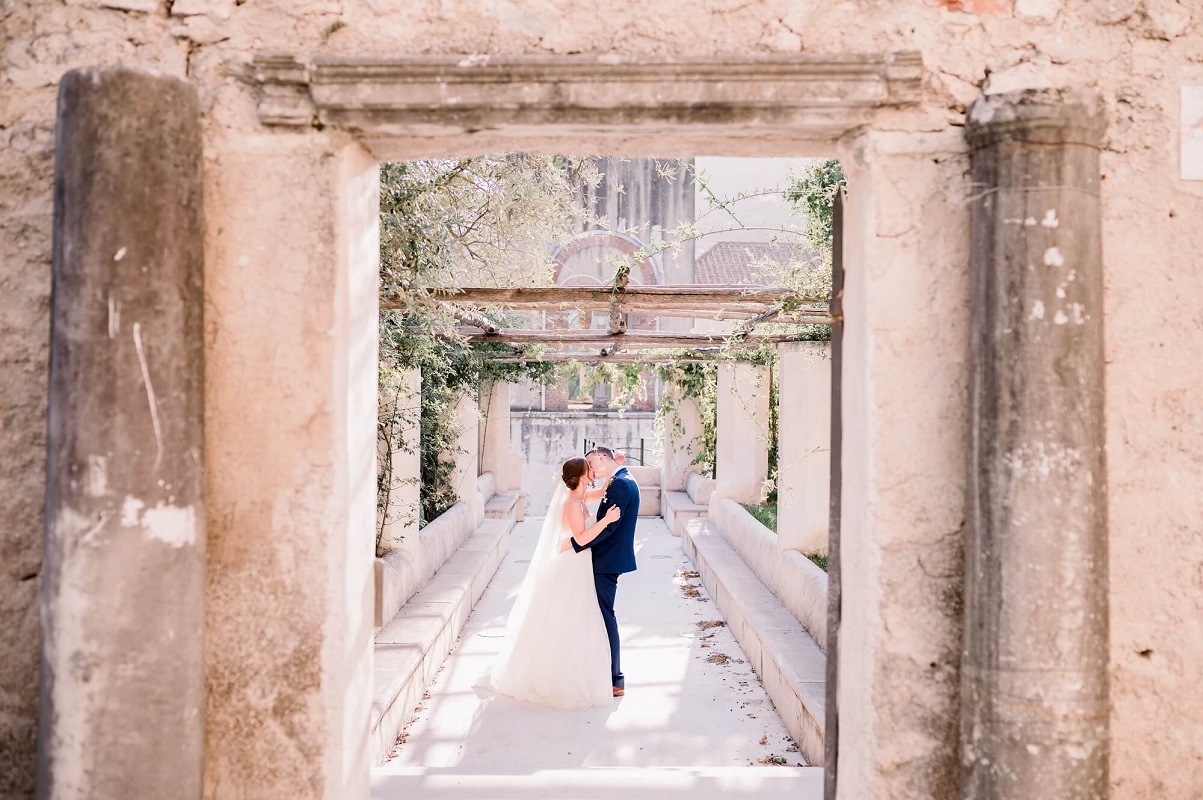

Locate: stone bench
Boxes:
[662,472,716,537]
[637,484,661,516]
[370,517,511,765]
[485,490,523,523]
[621,465,662,516]
[662,491,707,536]
[375,499,481,629]
[682,518,826,766]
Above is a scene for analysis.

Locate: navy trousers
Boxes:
[593,573,622,688]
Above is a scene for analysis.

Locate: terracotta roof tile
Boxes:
[694,241,812,285]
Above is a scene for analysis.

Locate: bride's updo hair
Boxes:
[562,456,589,490]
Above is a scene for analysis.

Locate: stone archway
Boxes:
[553,230,660,286]
[241,51,955,800]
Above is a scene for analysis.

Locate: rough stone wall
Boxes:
[512,412,657,514]
[0,5,189,796]
[1,1,1200,798]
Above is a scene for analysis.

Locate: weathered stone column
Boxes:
[479,381,514,490]
[39,68,205,799]
[204,132,377,800]
[836,129,970,800]
[379,368,420,553]
[962,89,1109,800]
[776,341,831,554]
[715,362,770,503]
[454,392,484,523]
[659,382,705,492]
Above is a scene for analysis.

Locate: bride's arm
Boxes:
[584,486,605,503]
[562,502,620,552]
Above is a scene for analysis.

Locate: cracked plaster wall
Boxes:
[1,0,1200,798]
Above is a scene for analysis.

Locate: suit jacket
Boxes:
[572,467,640,574]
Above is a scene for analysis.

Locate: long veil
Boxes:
[491,481,569,685]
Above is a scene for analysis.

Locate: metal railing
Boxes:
[583,438,646,466]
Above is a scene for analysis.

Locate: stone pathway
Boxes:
[371,516,822,799]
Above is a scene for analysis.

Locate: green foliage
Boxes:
[740,502,827,571]
[741,503,778,533]
[766,365,779,504]
[565,361,650,412]
[376,156,585,553]
[379,316,553,544]
[656,361,719,478]
[784,158,847,254]
[380,157,594,296]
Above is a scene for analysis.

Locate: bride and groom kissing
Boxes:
[491,446,641,707]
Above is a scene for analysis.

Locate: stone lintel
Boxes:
[251,52,923,138]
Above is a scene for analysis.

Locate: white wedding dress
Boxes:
[491,483,613,709]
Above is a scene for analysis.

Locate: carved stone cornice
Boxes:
[251,52,923,137]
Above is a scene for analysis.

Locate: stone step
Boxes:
[662,489,708,537]
[371,765,824,799]
[484,489,523,523]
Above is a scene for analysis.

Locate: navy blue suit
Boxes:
[571,467,639,687]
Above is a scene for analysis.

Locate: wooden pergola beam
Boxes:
[385,285,801,311]
[494,353,717,364]
[652,308,829,323]
[440,302,499,335]
[451,328,798,347]
[440,304,832,327]
[731,305,784,341]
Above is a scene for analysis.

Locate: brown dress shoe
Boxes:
[613,686,624,697]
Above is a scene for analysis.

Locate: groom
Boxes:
[572,446,640,697]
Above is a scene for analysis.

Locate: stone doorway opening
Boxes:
[246,50,920,797]
[369,150,839,795]
[250,50,913,796]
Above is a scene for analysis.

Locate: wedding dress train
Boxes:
[491,483,613,709]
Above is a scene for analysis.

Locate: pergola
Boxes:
[383,283,834,364]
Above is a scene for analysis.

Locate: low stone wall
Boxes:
[374,490,485,628]
[371,517,511,764]
[511,411,658,515]
[708,499,828,651]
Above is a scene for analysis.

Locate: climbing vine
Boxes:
[377,155,591,554]
[652,360,717,478]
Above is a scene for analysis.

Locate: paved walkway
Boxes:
[371,516,823,799]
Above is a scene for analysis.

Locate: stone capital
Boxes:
[966,87,1106,149]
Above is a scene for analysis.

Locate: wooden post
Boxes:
[824,186,845,798]
[962,88,1109,800]
[39,67,205,799]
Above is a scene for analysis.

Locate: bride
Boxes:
[491,456,621,709]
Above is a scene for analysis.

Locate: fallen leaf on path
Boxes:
[757,755,789,766]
